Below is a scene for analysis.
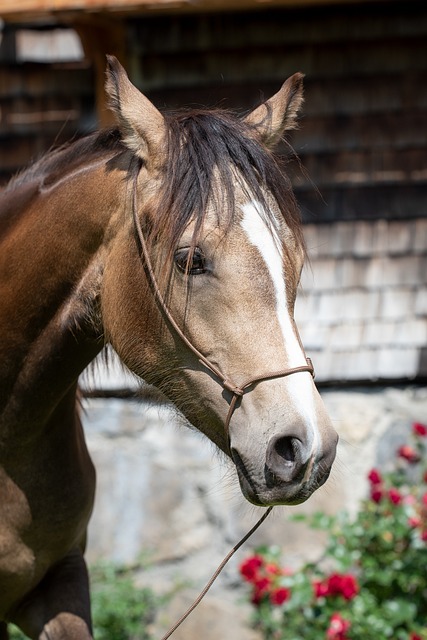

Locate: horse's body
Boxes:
[0,57,337,639]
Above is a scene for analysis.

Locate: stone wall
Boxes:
[82,386,427,640]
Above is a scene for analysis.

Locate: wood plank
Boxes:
[0,0,401,21]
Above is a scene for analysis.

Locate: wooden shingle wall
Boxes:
[129,1,427,224]
[0,59,95,183]
[0,0,426,383]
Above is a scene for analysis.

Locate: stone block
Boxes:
[380,288,415,320]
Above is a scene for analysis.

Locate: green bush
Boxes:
[239,421,427,640]
[9,562,159,640]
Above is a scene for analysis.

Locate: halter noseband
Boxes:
[131,176,314,440]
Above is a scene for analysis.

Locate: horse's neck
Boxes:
[0,163,123,430]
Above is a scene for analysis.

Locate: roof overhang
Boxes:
[0,0,395,23]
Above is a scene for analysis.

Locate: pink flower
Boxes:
[368,468,382,485]
[270,586,290,605]
[398,445,420,464]
[388,488,403,505]
[240,555,263,582]
[413,422,427,437]
[265,562,282,576]
[326,613,351,639]
[408,516,421,529]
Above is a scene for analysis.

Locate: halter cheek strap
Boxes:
[131,177,314,442]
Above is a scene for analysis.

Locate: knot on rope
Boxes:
[222,379,244,396]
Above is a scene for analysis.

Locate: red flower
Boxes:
[388,488,403,505]
[398,445,420,464]
[413,422,427,437]
[370,487,383,503]
[422,492,427,507]
[368,468,382,485]
[315,573,359,601]
[314,579,329,598]
[326,613,351,639]
[421,530,427,542]
[410,634,423,640]
[270,586,290,605]
[250,576,271,605]
[240,555,263,582]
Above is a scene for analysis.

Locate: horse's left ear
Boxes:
[105,55,166,165]
[244,73,304,148]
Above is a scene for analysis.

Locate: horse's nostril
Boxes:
[265,433,307,485]
[274,436,297,464]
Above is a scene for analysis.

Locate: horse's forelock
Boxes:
[147,108,305,262]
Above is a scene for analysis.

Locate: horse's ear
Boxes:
[105,55,166,164]
[244,73,304,148]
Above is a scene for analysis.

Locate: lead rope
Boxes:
[159,505,273,640]
[131,174,314,638]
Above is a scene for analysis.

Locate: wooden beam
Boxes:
[75,16,126,126]
[0,0,398,22]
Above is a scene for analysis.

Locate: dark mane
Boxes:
[5,128,125,192]
[4,107,303,259]
[149,108,304,258]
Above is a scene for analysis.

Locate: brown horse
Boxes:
[0,57,337,639]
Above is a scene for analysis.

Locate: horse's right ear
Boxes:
[105,55,166,165]
[244,73,304,148]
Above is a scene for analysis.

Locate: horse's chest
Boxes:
[0,433,96,615]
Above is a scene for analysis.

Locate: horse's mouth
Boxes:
[232,451,331,507]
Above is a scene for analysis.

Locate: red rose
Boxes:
[326,613,351,639]
[270,586,290,605]
[388,488,403,505]
[410,634,423,640]
[339,574,359,600]
[250,576,271,605]
[368,468,382,485]
[370,487,383,503]
[413,422,427,437]
[398,445,420,464]
[240,555,263,582]
[313,579,329,598]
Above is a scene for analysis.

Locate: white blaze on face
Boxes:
[240,201,320,458]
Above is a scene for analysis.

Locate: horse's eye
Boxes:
[174,247,206,275]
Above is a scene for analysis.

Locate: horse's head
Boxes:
[102,57,338,506]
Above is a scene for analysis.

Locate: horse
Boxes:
[0,56,337,639]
